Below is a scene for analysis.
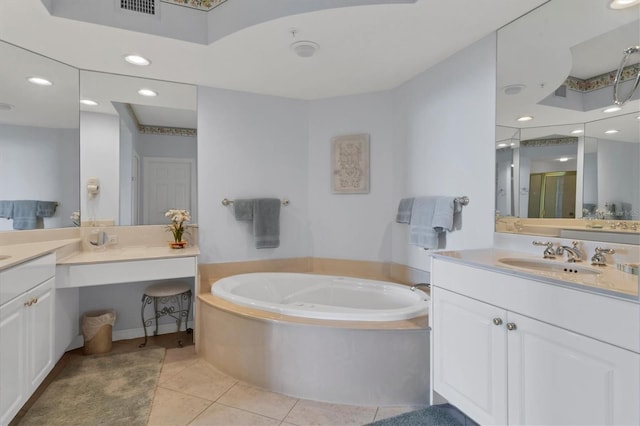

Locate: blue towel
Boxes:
[0,201,13,219]
[233,198,281,249]
[12,200,39,230]
[233,199,255,221]
[36,201,58,217]
[409,197,439,249]
[432,197,461,232]
[396,198,414,223]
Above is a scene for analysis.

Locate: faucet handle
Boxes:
[591,247,615,266]
[595,247,615,255]
[533,241,556,259]
[532,241,553,248]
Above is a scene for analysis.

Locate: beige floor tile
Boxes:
[189,403,280,426]
[159,346,200,384]
[284,399,377,426]
[217,382,298,420]
[147,386,212,426]
[160,359,237,401]
[373,405,426,422]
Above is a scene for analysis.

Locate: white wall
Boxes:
[80,112,120,224]
[0,124,79,231]
[197,87,310,264]
[391,34,497,271]
[598,139,640,219]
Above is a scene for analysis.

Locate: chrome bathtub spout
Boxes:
[411,283,431,292]
[556,241,583,263]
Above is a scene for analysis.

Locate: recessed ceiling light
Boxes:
[558,157,570,162]
[497,143,508,148]
[636,115,640,120]
[570,129,584,134]
[510,142,516,147]
[517,115,533,122]
[0,103,14,111]
[609,0,640,9]
[603,106,622,113]
[290,41,319,58]
[124,54,151,66]
[503,84,526,95]
[605,129,619,134]
[27,76,53,86]
[137,88,157,97]
[80,99,98,106]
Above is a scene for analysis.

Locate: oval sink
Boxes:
[498,258,602,276]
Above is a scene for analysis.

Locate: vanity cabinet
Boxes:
[0,254,55,425]
[431,256,640,426]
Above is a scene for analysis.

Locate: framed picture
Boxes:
[331,133,370,194]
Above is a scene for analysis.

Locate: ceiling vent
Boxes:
[120,0,157,15]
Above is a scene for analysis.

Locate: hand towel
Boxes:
[432,197,461,232]
[253,198,280,249]
[233,199,255,221]
[0,200,13,219]
[12,200,39,230]
[396,198,414,223]
[36,201,58,217]
[409,197,439,249]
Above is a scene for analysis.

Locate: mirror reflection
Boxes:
[79,71,197,226]
[0,40,80,231]
[496,0,640,240]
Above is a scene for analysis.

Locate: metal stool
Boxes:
[139,281,192,348]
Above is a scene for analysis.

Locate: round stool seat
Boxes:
[144,281,190,298]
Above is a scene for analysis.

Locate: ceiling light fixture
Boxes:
[570,129,584,134]
[603,106,622,113]
[516,115,533,122]
[497,143,508,148]
[80,99,98,106]
[124,54,151,66]
[0,103,14,111]
[558,157,570,162]
[609,0,640,9]
[605,129,619,134]
[503,84,526,95]
[291,41,319,58]
[137,88,157,97]
[27,76,53,86]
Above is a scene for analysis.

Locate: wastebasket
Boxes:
[81,310,116,355]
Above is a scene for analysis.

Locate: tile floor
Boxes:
[15,334,426,426]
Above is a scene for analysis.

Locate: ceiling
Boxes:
[0,0,547,101]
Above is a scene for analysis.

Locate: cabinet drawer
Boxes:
[0,254,55,306]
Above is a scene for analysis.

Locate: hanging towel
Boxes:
[36,201,58,217]
[233,199,255,221]
[396,198,414,223]
[409,197,439,249]
[253,198,280,249]
[0,201,13,219]
[432,197,461,232]
[12,200,39,230]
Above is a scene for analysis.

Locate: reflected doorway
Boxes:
[528,171,576,218]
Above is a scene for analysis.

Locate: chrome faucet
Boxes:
[533,241,556,259]
[591,247,615,266]
[556,241,583,263]
[410,283,431,292]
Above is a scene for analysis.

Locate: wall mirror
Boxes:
[79,71,197,226]
[496,0,639,242]
[0,40,80,231]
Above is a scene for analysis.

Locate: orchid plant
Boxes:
[165,209,191,242]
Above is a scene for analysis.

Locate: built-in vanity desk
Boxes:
[0,237,198,425]
[430,248,640,426]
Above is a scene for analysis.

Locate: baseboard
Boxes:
[66,320,195,351]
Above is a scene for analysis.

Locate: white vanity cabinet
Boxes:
[0,254,55,425]
[431,256,640,426]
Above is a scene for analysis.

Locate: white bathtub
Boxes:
[211,272,429,321]
[202,272,431,406]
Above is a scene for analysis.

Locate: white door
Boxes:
[0,296,27,425]
[143,157,196,225]
[507,312,640,426]
[28,279,54,390]
[432,288,508,425]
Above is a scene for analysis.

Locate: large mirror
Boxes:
[79,71,197,226]
[0,40,80,231]
[496,0,640,240]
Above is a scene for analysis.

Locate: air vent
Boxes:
[554,85,567,98]
[120,0,156,14]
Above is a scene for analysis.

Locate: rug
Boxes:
[366,404,465,426]
[20,348,165,426]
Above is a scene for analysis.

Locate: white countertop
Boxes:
[0,239,81,271]
[432,248,639,302]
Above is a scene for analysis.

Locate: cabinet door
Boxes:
[507,312,640,426]
[0,296,27,425]
[28,278,54,390]
[432,288,508,425]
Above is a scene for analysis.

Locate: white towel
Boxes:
[409,197,439,249]
[432,197,460,232]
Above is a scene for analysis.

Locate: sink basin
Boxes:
[498,258,603,276]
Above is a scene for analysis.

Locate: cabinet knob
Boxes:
[32,297,38,305]
[506,322,517,331]
[24,300,32,307]
[492,318,503,326]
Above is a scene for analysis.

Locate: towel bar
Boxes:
[455,196,469,206]
[222,198,290,206]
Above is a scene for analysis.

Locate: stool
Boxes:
[139,281,192,348]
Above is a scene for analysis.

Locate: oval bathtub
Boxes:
[200,272,431,406]
[211,272,429,321]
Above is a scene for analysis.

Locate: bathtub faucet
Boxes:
[410,283,431,292]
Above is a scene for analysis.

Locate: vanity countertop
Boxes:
[432,248,639,302]
[57,245,200,265]
[0,239,81,271]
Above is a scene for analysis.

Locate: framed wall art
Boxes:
[331,133,370,194]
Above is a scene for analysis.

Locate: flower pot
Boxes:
[170,241,187,249]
